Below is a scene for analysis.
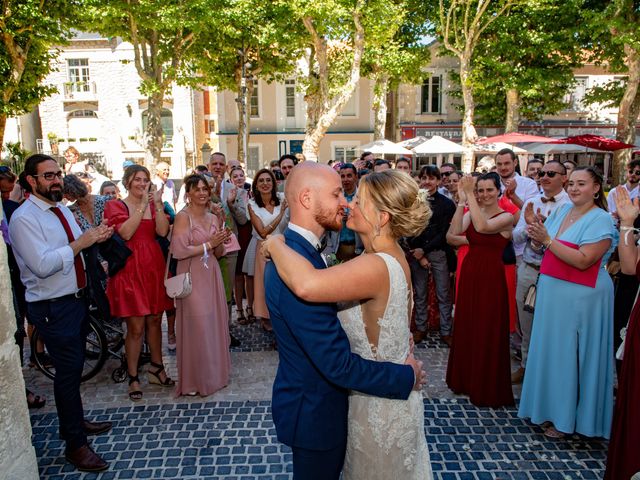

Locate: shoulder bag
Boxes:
[164,214,193,299]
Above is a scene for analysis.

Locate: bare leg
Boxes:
[245,275,255,320]
[125,316,145,394]
[145,314,172,384]
[166,308,176,350]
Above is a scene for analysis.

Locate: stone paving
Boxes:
[24,317,609,479]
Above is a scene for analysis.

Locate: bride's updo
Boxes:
[358,170,432,239]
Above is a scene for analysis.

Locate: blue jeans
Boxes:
[409,250,453,335]
[27,295,88,451]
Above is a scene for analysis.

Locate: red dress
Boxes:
[104,200,173,317]
[446,217,515,407]
[605,261,640,480]
[498,197,519,332]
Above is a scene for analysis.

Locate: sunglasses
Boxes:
[32,171,63,181]
[537,171,560,178]
[441,171,453,177]
[629,169,640,176]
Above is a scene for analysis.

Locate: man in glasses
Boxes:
[511,160,569,384]
[438,163,457,200]
[607,159,640,216]
[9,155,114,471]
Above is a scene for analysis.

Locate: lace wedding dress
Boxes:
[338,253,433,480]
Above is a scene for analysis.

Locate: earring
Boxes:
[594,193,600,200]
[374,224,381,237]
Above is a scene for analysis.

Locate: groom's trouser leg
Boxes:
[291,443,346,480]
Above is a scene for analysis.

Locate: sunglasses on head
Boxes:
[537,171,560,178]
[629,169,640,176]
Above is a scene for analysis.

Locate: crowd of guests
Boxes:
[3,145,639,478]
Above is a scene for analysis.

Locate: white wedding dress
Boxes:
[338,253,433,480]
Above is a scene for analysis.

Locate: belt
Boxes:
[524,261,541,271]
[41,288,87,303]
[339,241,356,246]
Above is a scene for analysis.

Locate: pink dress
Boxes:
[172,212,231,396]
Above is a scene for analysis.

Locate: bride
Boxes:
[263,170,434,479]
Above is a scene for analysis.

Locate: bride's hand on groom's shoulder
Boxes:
[261,234,285,259]
[405,353,427,391]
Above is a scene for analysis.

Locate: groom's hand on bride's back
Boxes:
[405,354,426,391]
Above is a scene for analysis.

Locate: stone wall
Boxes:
[0,202,39,479]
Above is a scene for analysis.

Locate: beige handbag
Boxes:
[523,273,540,313]
[164,214,193,299]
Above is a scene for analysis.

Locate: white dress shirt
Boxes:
[9,195,83,302]
[501,174,542,256]
[288,223,322,251]
[607,183,639,214]
[513,189,571,246]
[152,177,177,208]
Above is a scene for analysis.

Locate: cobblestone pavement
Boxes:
[25,317,609,479]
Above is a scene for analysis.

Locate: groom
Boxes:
[264,162,424,480]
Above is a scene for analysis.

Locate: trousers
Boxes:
[27,295,88,451]
[409,250,453,335]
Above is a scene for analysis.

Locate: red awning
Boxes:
[551,134,635,152]
[475,132,557,145]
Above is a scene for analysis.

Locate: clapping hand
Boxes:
[80,222,114,247]
[210,228,231,249]
[227,186,238,204]
[615,185,640,226]
[524,202,546,225]
[261,233,285,259]
[527,216,550,245]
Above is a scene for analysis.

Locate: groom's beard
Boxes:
[314,205,343,232]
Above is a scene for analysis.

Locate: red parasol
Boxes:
[475,132,557,145]
[551,134,635,152]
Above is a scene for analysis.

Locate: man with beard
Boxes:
[264,162,423,479]
[9,155,113,472]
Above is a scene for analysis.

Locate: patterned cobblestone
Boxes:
[31,399,607,479]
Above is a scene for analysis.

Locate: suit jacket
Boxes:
[265,228,414,451]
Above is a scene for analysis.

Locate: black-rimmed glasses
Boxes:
[32,171,63,181]
[629,169,640,176]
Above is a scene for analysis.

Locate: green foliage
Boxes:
[2,141,31,174]
[0,0,81,118]
[444,0,584,125]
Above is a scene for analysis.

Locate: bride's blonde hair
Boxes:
[357,170,432,240]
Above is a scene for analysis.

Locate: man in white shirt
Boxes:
[511,160,570,384]
[9,155,113,472]
[496,148,540,260]
[151,161,176,210]
[437,162,457,200]
[607,159,640,216]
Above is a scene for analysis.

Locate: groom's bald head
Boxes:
[285,162,346,236]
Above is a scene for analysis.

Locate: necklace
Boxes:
[567,206,593,224]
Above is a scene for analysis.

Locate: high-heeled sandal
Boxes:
[236,307,251,325]
[246,306,256,323]
[147,361,175,387]
[260,318,273,332]
[128,374,143,401]
[26,389,46,409]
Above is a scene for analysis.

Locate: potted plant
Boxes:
[47,133,59,155]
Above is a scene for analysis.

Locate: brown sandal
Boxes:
[236,308,252,325]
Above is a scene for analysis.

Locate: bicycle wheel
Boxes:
[31,315,109,383]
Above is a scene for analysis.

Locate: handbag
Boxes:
[540,239,601,288]
[523,281,538,313]
[164,214,193,299]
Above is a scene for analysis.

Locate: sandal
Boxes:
[147,361,175,387]
[26,389,46,409]
[237,308,252,325]
[543,425,566,439]
[128,374,143,402]
[246,306,256,323]
[260,318,273,332]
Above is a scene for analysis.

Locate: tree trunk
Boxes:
[612,45,640,186]
[505,88,521,133]
[144,91,165,169]
[372,74,389,140]
[0,115,6,151]
[235,67,252,164]
[385,86,399,141]
[460,55,478,173]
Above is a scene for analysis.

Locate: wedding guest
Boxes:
[395,157,411,173]
[446,173,515,407]
[604,185,640,479]
[279,154,298,180]
[438,163,457,199]
[525,159,544,190]
[64,174,108,230]
[104,165,175,401]
[407,166,455,346]
[99,181,119,200]
[245,168,287,331]
[152,161,177,210]
[230,166,254,324]
[519,166,616,439]
[63,146,87,174]
[373,159,391,172]
[171,174,231,396]
[563,160,577,177]
[510,161,570,384]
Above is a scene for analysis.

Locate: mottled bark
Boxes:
[505,88,521,133]
[144,92,164,168]
[0,115,6,149]
[460,55,478,172]
[372,74,389,140]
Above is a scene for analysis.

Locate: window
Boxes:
[334,145,358,162]
[68,109,97,118]
[285,80,296,117]
[421,75,442,114]
[141,108,174,142]
[565,77,588,111]
[250,79,259,118]
[67,59,91,92]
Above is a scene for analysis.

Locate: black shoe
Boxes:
[230,334,241,347]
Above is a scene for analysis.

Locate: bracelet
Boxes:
[544,238,553,249]
[457,203,465,207]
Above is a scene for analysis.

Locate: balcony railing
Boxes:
[63,81,97,100]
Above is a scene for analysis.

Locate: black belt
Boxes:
[39,288,87,303]
[340,241,356,246]
[524,261,541,271]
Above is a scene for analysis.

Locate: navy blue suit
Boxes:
[265,228,414,479]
